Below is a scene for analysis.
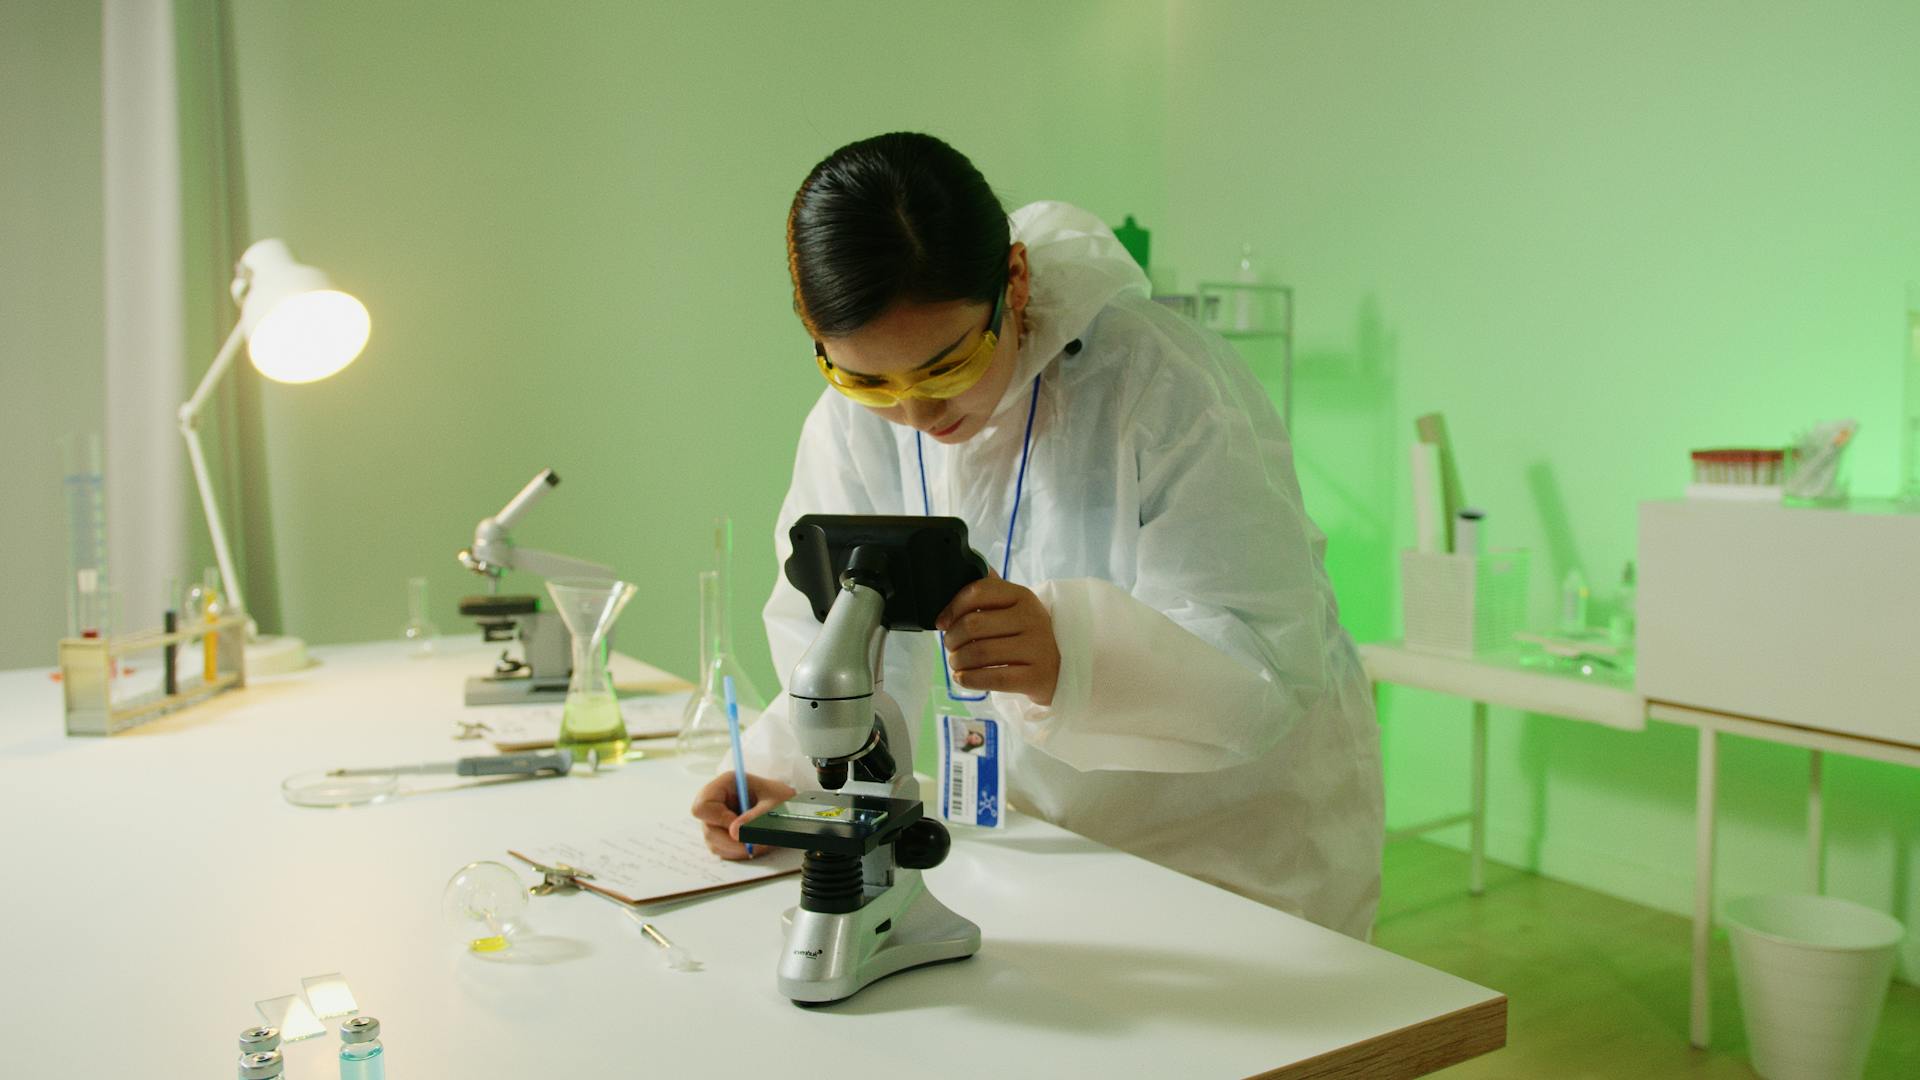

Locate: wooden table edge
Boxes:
[1245,995,1508,1080]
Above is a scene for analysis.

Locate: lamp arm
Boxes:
[180,321,246,426]
[178,322,258,638]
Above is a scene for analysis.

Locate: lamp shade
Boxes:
[233,239,370,383]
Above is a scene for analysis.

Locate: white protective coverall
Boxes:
[739,201,1383,938]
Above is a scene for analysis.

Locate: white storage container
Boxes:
[1400,549,1530,658]
[1637,499,1920,743]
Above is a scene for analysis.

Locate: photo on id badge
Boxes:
[938,711,1004,829]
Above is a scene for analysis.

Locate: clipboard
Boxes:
[509,824,800,907]
[482,691,702,753]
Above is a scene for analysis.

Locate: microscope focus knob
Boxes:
[894,817,952,871]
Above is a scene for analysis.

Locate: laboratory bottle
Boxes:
[338,1015,386,1080]
[1113,214,1150,272]
[1608,561,1637,646]
[238,1049,284,1079]
[1234,243,1258,331]
[1559,567,1589,633]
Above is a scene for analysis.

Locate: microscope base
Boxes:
[775,873,980,1005]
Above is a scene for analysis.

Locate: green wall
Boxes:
[215,0,1918,981]
[0,1,105,668]
[222,0,1165,694]
[1156,0,1920,979]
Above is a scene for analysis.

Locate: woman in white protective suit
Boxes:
[690,132,1383,938]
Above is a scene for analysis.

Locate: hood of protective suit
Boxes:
[992,202,1151,419]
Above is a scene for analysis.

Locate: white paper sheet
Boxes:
[511,820,800,906]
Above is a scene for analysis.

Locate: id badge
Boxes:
[936,710,1005,829]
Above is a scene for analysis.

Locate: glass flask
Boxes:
[546,577,638,767]
[441,860,530,953]
[677,519,767,772]
[677,571,734,772]
[400,576,440,657]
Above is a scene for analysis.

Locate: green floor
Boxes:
[1374,841,1920,1078]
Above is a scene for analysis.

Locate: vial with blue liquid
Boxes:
[338,1015,385,1080]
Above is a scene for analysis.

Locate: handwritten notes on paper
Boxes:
[511,820,800,906]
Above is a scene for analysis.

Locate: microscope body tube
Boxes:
[467,469,559,573]
[493,469,559,532]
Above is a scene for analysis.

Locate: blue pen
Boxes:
[724,675,753,856]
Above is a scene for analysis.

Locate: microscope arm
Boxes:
[787,581,889,766]
[507,547,613,582]
[458,469,610,584]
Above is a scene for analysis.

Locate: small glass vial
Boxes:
[400,575,441,657]
[339,1015,386,1080]
[237,1026,281,1056]
[238,1049,284,1080]
[200,567,225,683]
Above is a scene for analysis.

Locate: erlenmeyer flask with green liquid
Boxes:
[547,577,638,768]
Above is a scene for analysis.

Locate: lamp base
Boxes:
[246,634,312,676]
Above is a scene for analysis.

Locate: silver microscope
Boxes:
[455,468,612,705]
[739,515,985,1005]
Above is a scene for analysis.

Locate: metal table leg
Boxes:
[1470,701,1488,897]
[1808,749,1825,894]
[1691,724,1718,1049]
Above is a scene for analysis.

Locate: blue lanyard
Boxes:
[917,376,1041,702]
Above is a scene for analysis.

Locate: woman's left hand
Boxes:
[936,572,1060,705]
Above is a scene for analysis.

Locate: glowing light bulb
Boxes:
[248,290,370,383]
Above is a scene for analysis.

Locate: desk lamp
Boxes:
[177,239,369,674]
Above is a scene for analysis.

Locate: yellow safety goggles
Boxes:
[814,290,1004,407]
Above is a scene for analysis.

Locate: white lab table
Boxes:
[0,639,1504,1079]
[1360,642,1642,895]
[1360,639,1920,1054]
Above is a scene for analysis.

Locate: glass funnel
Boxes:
[547,577,638,768]
[677,519,766,773]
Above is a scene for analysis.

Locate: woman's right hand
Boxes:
[690,771,795,860]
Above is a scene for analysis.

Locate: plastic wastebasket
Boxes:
[1724,894,1904,1080]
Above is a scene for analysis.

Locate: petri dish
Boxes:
[281,769,398,808]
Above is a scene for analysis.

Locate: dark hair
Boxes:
[786,132,1008,337]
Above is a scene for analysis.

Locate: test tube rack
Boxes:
[59,613,248,736]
